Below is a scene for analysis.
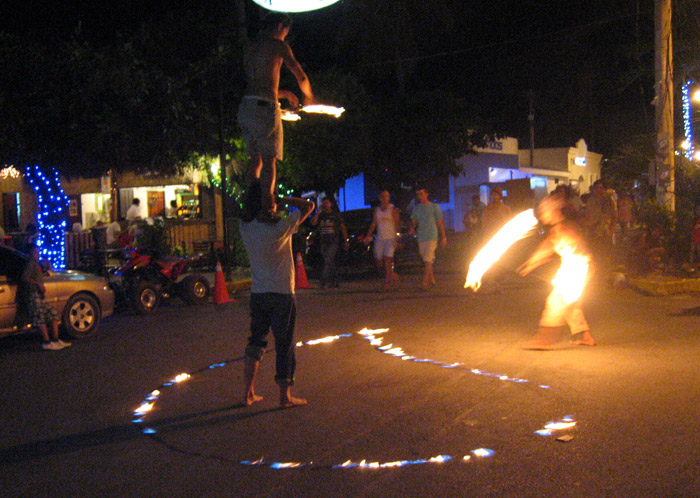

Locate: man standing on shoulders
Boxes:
[238,184,315,408]
[410,186,447,291]
[238,13,316,218]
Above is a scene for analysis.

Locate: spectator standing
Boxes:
[365,189,401,291]
[126,198,142,223]
[238,185,315,408]
[478,187,513,293]
[21,244,71,351]
[582,180,617,280]
[311,197,349,289]
[617,190,635,237]
[410,186,447,291]
[480,188,512,241]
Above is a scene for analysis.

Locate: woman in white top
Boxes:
[365,190,401,291]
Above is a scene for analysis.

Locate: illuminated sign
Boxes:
[252,0,341,13]
[574,157,586,166]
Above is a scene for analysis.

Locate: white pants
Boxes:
[539,290,589,334]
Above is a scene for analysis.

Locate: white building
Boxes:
[336,137,602,233]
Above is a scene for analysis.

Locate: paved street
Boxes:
[2,254,700,497]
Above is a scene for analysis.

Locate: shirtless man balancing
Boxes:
[237,13,316,218]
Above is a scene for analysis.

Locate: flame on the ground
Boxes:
[465,209,538,291]
[551,244,589,303]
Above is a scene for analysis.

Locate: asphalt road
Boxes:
[2,259,700,497]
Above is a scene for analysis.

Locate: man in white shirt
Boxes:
[239,185,314,408]
[126,198,141,223]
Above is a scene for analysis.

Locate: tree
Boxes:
[279,69,375,194]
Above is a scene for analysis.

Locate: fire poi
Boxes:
[465,187,596,349]
[281,104,345,121]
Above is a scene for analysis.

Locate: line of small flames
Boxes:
[131,328,576,467]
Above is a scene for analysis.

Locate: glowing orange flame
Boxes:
[465,209,538,291]
[134,402,154,414]
[551,244,589,303]
[544,421,576,430]
[300,104,345,117]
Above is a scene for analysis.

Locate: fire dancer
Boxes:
[238,13,316,219]
[519,187,596,349]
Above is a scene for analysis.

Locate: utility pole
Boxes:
[654,0,674,211]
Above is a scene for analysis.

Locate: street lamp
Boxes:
[251,0,341,13]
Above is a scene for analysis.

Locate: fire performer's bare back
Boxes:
[243,39,289,102]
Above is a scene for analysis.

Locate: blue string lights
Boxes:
[682,81,694,160]
[24,165,69,269]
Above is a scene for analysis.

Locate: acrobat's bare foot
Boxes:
[571,331,596,346]
[245,392,263,407]
[280,396,307,409]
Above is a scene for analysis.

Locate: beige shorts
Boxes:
[418,240,438,263]
[237,96,283,161]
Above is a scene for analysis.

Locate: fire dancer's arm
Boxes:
[519,238,555,276]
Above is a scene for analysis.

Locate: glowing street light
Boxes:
[252,0,341,13]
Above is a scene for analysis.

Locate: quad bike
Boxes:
[108,247,210,314]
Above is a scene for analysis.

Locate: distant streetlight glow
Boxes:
[693,90,700,102]
[251,0,341,13]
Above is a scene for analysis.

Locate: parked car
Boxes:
[0,245,115,339]
[304,208,421,274]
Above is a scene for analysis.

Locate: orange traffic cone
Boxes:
[295,252,312,289]
[213,261,234,304]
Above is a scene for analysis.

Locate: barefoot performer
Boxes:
[518,187,596,349]
[465,187,596,350]
[239,183,315,407]
[238,13,317,218]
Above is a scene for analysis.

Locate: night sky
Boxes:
[2,0,656,155]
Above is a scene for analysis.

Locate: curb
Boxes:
[226,279,252,294]
[628,276,700,296]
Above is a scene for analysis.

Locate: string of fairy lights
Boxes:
[23,165,69,270]
[131,327,576,470]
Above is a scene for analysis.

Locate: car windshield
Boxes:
[0,247,28,283]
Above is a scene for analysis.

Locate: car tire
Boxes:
[131,281,160,314]
[180,274,210,305]
[62,293,101,338]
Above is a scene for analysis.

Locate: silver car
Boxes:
[0,245,114,339]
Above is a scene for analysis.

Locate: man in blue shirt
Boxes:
[410,187,447,290]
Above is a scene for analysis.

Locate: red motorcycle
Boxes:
[108,247,210,314]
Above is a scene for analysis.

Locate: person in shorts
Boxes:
[410,186,447,291]
[21,244,71,351]
[238,13,316,219]
[365,189,401,291]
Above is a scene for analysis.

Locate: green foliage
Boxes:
[368,90,492,190]
[137,218,171,259]
[281,69,376,193]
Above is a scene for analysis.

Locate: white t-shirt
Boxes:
[126,204,141,221]
[239,210,301,294]
[106,222,121,245]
